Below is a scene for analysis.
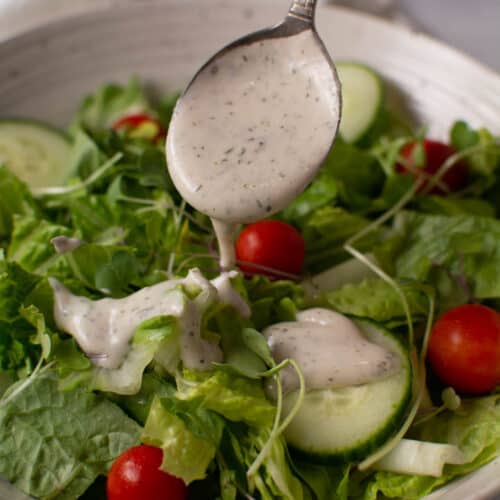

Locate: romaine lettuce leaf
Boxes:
[176,368,275,427]
[0,257,52,377]
[371,439,466,477]
[64,242,141,296]
[142,394,223,484]
[111,372,174,425]
[8,215,71,275]
[324,277,428,326]
[0,371,141,500]
[362,395,500,499]
[390,211,500,305]
[8,214,146,296]
[57,314,179,395]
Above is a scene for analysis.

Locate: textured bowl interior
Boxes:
[0,1,499,499]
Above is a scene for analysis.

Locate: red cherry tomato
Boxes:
[235,220,305,279]
[112,113,166,143]
[397,139,468,194]
[427,304,500,394]
[107,445,187,500]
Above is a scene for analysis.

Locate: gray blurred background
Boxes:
[0,0,499,72]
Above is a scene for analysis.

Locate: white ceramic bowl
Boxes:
[0,1,499,498]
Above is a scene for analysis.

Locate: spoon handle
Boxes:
[288,0,318,23]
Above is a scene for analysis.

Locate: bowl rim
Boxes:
[1,0,500,84]
[0,2,499,499]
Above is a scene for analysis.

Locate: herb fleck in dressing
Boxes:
[264,308,401,394]
[167,29,340,268]
[50,269,248,370]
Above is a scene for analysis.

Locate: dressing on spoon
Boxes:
[51,2,346,378]
[167,0,341,268]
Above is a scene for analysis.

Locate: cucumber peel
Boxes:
[282,320,412,464]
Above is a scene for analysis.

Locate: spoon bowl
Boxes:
[166,0,342,226]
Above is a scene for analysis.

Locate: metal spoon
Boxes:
[167,0,342,267]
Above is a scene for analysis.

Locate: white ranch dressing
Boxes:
[264,308,401,395]
[49,29,400,395]
[50,269,249,371]
[167,29,340,268]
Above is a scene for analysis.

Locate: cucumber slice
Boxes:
[337,62,384,144]
[0,119,71,189]
[283,320,411,464]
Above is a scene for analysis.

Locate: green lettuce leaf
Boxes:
[293,461,351,500]
[299,206,383,274]
[320,139,385,211]
[0,371,141,500]
[64,242,141,296]
[363,395,500,499]
[7,215,71,275]
[390,211,500,305]
[212,307,268,379]
[57,314,179,395]
[229,427,305,500]
[416,195,495,218]
[112,372,174,425]
[324,277,428,325]
[8,214,146,296]
[67,127,105,179]
[0,371,15,397]
[142,394,223,484]
[281,169,338,223]
[74,78,150,132]
[242,274,304,331]
[0,257,41,322]
[0,258,53,377]
[176,368,275,427]
[450,121,499,177]
[0,166,37,241]
[67,192,124,244]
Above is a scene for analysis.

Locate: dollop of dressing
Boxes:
[167,29,340,267]
[50,269,249,370]
[264,308,401,394]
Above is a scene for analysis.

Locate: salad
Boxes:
[0,62,499,500]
